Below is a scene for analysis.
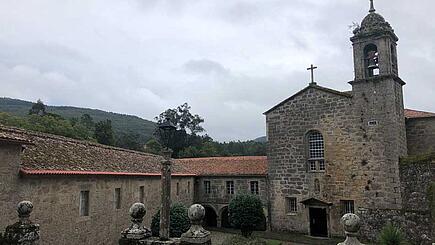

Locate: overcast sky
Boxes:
[1,0,434,141]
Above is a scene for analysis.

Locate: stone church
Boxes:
[265,0,435,240]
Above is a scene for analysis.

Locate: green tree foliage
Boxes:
[150,203,190,238]
[115,133,143,151]
[80,114,95,131]
[155,103,204,135]
[378,223,407,245]
[144,138,163,155]
[28,99,46,116]
[95,119,115,146]
[0,97,156,149]
[0,112,94,140]
[229,194,264,237]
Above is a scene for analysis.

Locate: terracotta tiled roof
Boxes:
[0,125,191,176]
[404,109,435,119]
[175,156,267,176]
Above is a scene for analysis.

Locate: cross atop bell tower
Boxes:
[369,0,375,13]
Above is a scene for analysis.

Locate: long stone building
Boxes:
[264,1,435,242]
[0,125,268,244]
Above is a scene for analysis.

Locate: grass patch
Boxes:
[265,239,283,245]
[400,152,435,165]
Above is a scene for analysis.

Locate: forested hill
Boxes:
[0,97,156,144]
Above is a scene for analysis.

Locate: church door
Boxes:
[309,208,328,237]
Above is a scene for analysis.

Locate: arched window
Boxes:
[364,44,379,77]
[307,131,325,172]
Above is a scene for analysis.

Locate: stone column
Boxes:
[3,201,40,245]
[119,203,152,245]
[181,204,211,245]
[337,213,364,245]
[160,149,172,241]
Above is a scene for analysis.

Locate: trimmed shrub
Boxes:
[151,203,190,238]
[229,194,264,237]
[378,223,407,245]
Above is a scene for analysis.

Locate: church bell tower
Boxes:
[350,0,407,209]
[351,0,399,80]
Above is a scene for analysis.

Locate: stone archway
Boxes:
[220,206,231,228]
[203,206,217,227]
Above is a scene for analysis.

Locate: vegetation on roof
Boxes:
[399,152,435,165]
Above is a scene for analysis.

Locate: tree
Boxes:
[80,114,95,130]
[95,119,115,146]
[155,103,204,135]
[28,99,46,116]
[144,138,163,155]
[115,133,143,151]
[229,194,264,238]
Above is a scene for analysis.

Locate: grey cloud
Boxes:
[183,59,229,75]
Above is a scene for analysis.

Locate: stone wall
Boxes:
[0,142,23,232]
[20,175,194,245]
[406,117,435,155]
[0,163,195,245]
[359,161,434,244]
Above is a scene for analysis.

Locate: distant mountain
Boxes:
[253,136,267,143]
[0,97,156,144]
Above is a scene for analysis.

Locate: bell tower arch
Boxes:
[351,0,399,80]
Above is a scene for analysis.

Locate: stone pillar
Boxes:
[119,203,152,245]
[337,213,364,245]
[160,149,172,241]
[3,201,40,245]
[181,204,211,245]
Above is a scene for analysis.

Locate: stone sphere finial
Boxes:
[188,204,205,224]
[341,213,361,234]
[129,203,146,220]
[17,201,33,219]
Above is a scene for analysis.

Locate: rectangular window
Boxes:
[139,186,145,204]
[250,181,259,195]
[114,188,121,209]
[176,182,180,196]
[204,181,211,194]
[287,197,297,213]
[319,160,326,171]
[79,190,89,216]
[309,160,317,171]
[187,181,191,194]
[226,181,234,195]
[341,200,355,214]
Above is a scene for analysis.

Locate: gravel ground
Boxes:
[210,231,307,245]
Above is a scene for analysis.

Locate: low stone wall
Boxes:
[359,209,431,244]
[359,160,434,245]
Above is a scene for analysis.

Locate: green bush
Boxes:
[229,194,264,237]
[221,235,267,245]
[150,203,190,238]
[378,223,407,245]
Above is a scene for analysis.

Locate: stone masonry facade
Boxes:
[406,117,435,155]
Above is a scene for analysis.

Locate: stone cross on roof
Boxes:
[307,64,318,85]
